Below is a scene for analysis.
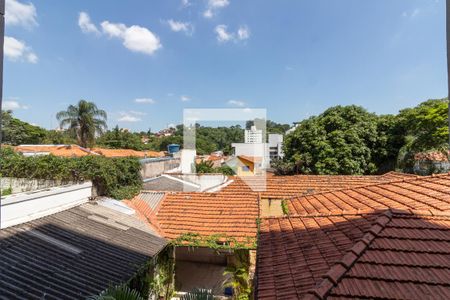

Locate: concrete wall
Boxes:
[176,247,230,265]
[231,143,270,168]
[170,174,228,191]
[0,177,80,194]
[140,157,180,179]
[0,182,92,229]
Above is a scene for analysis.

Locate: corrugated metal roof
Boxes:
[136,191,166,211]
[0,202,166,299]
[142,176,199,192]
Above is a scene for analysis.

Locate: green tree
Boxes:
[283,105,379,175]
[97,125,144,150]
[397,98,448,152]
[1,110,47,145]
[56,100,107,148]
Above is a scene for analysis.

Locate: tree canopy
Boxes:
[281,99,449,175]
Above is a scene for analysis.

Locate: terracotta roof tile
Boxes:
[221,172,414,199]
[91,148,164,158]
[15,144,93,157]
[155,192,259,247]
[257,207,450,299]
[288,173,450,215]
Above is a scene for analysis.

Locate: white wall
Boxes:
[0,182,92,229]
[231,143,270,168]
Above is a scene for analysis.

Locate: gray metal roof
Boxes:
[136,191,166,211]
[0,202,167,299]
[142,176,199,192]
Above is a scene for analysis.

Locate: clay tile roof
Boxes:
[221,172,415,199]
[257,209,450,299]
[15,144,93,157]
[414,150,449,162]
[155,191,259,247]
[256,174,450,299]
[288,173,450,215]
[309,211,450,299]
[91,148,165,158]
[256,211,381,299]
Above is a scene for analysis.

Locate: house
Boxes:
[414,150,450,174]
[124,171,415,297]
[0,185,167,299]
[15,144,166,159]
[255,173,450,299]
[91,147,165,158]
[15,144,94,157]
[143,174,201,192]
[225,155,264,176]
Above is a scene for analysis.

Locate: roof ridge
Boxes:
[287,173,450,202]
[260,208,450,221]
[304,210,393,299]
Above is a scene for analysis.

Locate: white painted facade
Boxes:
[231,143,270,168]
[268,133,284,159]
[0,182,93,229]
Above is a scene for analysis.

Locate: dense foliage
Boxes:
[1,111,48,145]
[281,99,449,175]
[195,160,235,175]
[284,105,380,174]
[0,147,142,199]
[97,125,146,150]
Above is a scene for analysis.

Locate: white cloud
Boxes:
[135,98,156,104]
[78,12,100,35]
[4,36,38,63]
[203,9,214,19]
[237,25,250,40]
[3,100,29,110]
[101,21,162,55]
[167,19,194,35]
[118,111,144,122]
[215,24,250,43]
[203,0,229,18]
[402,8,420,18]
[181,95,191,102]
[5,0,37,28]
[227,100,246,107]
[215,25,234,42]
[181,0,191,7]
[209,0,229,9]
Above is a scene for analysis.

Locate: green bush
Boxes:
[0,148,142,199]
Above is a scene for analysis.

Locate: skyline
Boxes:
[2,0,447,131]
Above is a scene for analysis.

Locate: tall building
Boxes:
[268,134,284,160]
[245,126,263,144]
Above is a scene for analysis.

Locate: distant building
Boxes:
[268,133,284,160]
[245,126,263,144]
[231,142,270,169]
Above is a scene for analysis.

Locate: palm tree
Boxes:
[56,100,107,148]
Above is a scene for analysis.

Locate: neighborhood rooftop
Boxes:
[256,173,450,299]
[0,202,166,299]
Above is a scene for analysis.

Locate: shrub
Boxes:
[0,148,142,199]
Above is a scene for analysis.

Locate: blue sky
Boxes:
[3,0,447,131]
